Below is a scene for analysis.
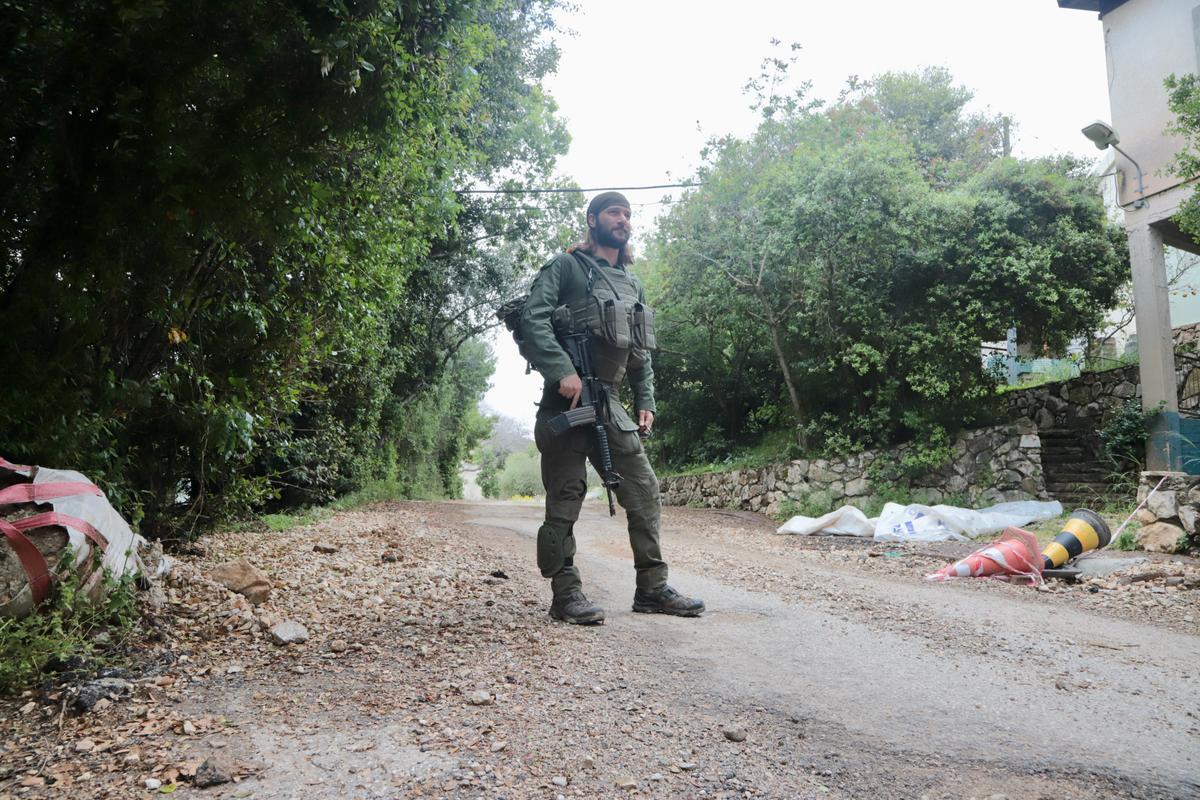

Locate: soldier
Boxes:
[520,191,705,624]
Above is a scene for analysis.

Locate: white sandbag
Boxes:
[0,459,169,618]
[30,466,147,579]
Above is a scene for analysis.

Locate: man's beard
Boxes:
[593,221,629,250]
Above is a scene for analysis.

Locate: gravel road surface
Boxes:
[1,499,1196,799]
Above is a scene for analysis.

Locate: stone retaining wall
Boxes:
[1135,471,1199,554]
[1005,364,1139,433]
[1005,353,1200,433]
[660,422,1047,518]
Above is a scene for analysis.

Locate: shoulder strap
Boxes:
[570,251,623,299]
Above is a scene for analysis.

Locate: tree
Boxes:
[1166,72,1200,241]
[853,67,1007,184]
[474,415,532,499]
[498,444,542,498]
[477,447,504,499]
[646,68,1128,467]
[0,0,571,535]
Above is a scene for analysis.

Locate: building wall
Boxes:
[1103,0,1196,206]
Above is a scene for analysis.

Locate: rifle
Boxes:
[546,325,622,516]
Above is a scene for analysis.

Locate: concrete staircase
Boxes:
[1038,427,1114,506]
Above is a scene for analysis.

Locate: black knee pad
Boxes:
[536,521,577,578]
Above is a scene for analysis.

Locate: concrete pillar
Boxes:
[1005,327,1018,386]
[1128,223,1181,471]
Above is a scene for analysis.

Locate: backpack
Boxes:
[496,294,536,374]
[496,252,598,374]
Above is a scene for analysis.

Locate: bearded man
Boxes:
[519,191,705,624]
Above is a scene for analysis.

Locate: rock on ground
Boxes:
[1137,521,1186,553]
[268,620,309,645]
[207,557,272,605]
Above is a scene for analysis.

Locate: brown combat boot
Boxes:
[632,585,705,617]
[549,590,605,625]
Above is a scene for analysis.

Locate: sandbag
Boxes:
[0,456,166,618]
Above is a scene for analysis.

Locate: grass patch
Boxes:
[773,497,828,521]
[0,554,140,695]
[1111,527,1140,551]
[260,507,334,531]
[329,479,439,511]
[254,477,451,533]
[995,354,1136,395]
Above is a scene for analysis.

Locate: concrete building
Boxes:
[1060,0,1200,469]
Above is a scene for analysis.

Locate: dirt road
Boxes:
[2,499,1197,799]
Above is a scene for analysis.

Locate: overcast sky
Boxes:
[483,0,1114,429]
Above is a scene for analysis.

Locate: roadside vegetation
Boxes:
[0,558,139,695]
[0,0,575,539]
[642,56,1129,476]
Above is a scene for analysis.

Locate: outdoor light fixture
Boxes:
[1082,119,1145,208]
[1082,120,1119,148]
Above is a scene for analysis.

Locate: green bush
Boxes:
[0,555,139,695]
[1099,399,1159,494]
[1100,399,1155,467]
[0,0,572,537]
[499,445,543,498]
[644,62,1128,472]
[477,447,505,499]
[1110,523,1141,551]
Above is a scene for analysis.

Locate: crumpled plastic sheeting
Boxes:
[776,499,1063,542]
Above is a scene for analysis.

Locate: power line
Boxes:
[455,182,701,195]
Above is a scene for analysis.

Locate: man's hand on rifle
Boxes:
[638,409,654,434]
[559,373,583,409]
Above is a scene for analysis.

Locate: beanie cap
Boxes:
[586,191,631,220]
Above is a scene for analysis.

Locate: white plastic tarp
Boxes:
[776,499,1064,542]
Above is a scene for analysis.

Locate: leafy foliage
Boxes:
[473,415,533,498]
[1099,398,1158,495]
[498,444,542,498]
[1099,399,1156,468]
[477,448,504,499]
[0,0,573,535]
[645,65,1128,468]
[0,556,139,696]
[1167,73,1200,240]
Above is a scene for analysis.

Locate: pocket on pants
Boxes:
[605,397,640,433]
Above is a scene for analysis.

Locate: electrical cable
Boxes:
[455,182,701,194]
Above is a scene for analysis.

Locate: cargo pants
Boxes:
[533,398,668,597]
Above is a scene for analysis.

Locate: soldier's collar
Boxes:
[572,248,621,270]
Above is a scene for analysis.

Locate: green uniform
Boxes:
[520,249,667,596]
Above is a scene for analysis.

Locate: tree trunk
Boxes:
[757,292,806,448]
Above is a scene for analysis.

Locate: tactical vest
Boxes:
[551,257,656,386]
